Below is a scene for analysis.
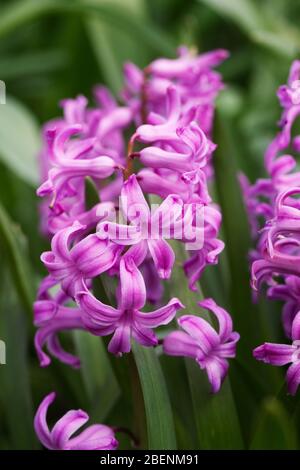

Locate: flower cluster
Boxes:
[34,47,239,449]
[241,61,300,394]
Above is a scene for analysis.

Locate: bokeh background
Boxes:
[1,0,300,450]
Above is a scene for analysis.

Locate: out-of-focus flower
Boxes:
[34,392,118,450]
[241,62,300,383]
[123,47,228,135]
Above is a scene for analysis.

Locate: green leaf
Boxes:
[73,331,120,421]
[0,0,175,58]
[84,0,148,94]
[0,202,35,316]
[251,29,300,57]
[0,96,40,186]
[132,343,177,450]
[198,0,265,33]
[198,0,300,58]
[213,113,252,336]
[0,272,37,449]
[250,398,298,450]
[170,242,244,449]
[160,355,198,449]
[0,50,67,80]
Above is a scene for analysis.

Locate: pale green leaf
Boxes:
[0,96,40,186]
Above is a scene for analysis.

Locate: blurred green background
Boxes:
[1,0,300,450]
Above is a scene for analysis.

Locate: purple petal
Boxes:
[183,252,206,292]
[132,324,158,348]
[108,323,131,356]
[253,342,295,366]
[282,301,298,339]
[216,332,240,358]
[40,251,74,281]
[178,315,219,353]
[71,235,123,276]
[121,174,149,223]
[140,147,191,172]
[136,298,183,328]
[76,289,120,329]
[51,410,89,449]
[204,358,229,394]
[119,258,146,311]
[51,221,85,261]
[46,334,81,368]
[97,221,142,245]
[34,392,56,450]
[140,258,163,303]
[124,240,148,266]
[148,49,228,78]
[291,311,300,341]
[147,238,175,279]
[287,362,300,395]
[97,107,131,140]
[34,306,84,368]
[34,300,57,327]
[138,168,189,200]
[163,331,200,359]
[136,87,180,141]
[198,298,233,341]
[151,194,184,234]
[65,424,118,450]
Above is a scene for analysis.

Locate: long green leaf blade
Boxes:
[0,202,35,316]
[73,332,120,421]
[0,96,40,186]
[132,343,177,450]
[0,273,36,449]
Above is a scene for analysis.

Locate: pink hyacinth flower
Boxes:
[253,311,300,395]
[41,221,122,297]
[76,257,183,356]
[163,298,240,393]
[34,392,118,450]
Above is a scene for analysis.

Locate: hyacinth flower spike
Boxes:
[254,311,300,395]
[76,257,183,356]
[34,392,118,450]
[163,298,240,393]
